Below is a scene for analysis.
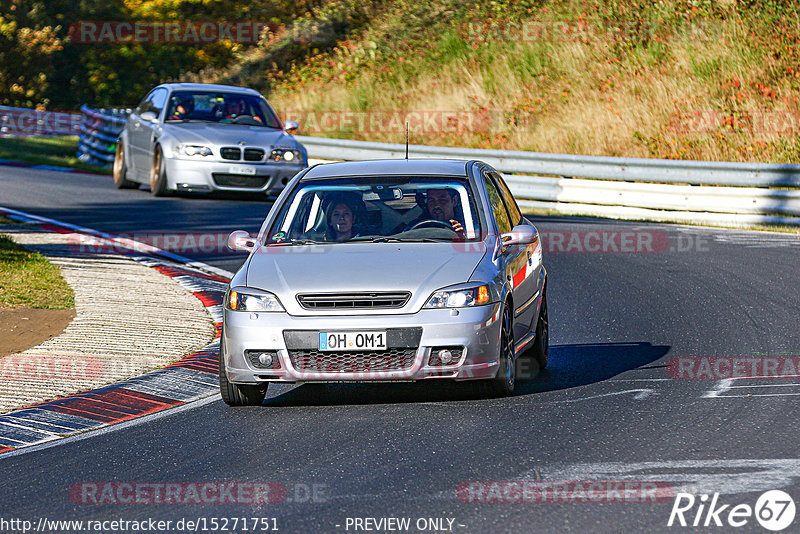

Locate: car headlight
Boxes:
[173,144,213,157]
[424,285,491,308]
[269,148,302,163]
[226,289,285,312]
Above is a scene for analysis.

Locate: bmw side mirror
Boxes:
[140,111,158,123]
[227,230,256,252]
[500,225,537,247]
[284,120,299,134]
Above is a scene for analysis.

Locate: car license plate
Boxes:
[228,165,256,175]
[319,331,387,351]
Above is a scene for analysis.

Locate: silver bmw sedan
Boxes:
[220,159,548,405]
[113,83,307,196]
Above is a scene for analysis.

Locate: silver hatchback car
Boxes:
[220,159,548,405]
[113,83,307,196]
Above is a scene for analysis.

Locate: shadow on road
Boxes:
[262,341,670,407]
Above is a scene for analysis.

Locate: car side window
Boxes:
[135,92,153,115]
[483,173,512,234]
[490,172,522,227]
[147,88,168,116]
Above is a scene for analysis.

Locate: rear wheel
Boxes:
[149,146,170,197]
[531,290,549,370]
[218,334,268,406]
[481,303,516,397]
[112,141,137,189]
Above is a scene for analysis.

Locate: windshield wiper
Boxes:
[367,237,444,243]
[269,239,324,246]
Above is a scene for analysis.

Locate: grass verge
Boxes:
[0,234,75,309]
[0,136,111,175]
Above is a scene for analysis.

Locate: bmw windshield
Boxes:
[266,176,484,245]
[164,91,282,128]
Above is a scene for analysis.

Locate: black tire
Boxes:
[218,334,268,406]
[481,303,516,397]
[531,289,549,369]
[113,141,137,189]
[149,146,170,197]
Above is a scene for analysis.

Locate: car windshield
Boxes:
[164,91,282,128]
[266,176,483,244]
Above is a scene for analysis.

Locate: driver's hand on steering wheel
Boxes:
[450,219,466,240]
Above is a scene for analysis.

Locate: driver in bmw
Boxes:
[408,188,466,240]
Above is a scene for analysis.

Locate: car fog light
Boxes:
[438,350,453,365]
[258,353,274,366]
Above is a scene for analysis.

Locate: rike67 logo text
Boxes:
[668,490,796,531]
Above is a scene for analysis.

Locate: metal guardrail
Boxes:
[298,136,800,227]
[77,105,131,167]
[68,107,800,226]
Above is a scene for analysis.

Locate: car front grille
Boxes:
[212,173,268,188]
[297,292,411,310]
[288,348,417,372]
[220,147,241,160]
[243,148,265,161]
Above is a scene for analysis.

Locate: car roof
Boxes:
[302,159,472,179]
[156,83,261,96]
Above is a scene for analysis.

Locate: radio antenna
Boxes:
[405,122,409,160]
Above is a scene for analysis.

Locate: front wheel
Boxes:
[219,335,268,406]
[113,142,137,189]
[149,146,170,197]
[481,304,516,397]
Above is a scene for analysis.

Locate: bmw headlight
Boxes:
[173,144,213,157]
[226,289,285,312]
[424,285,491,309]
[269,148,303,164]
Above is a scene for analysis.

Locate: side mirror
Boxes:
[227,230,256,252]
[140,111,158,123]
[284,120,299,134]
[500,225,537,247]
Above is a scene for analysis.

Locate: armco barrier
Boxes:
[29,106,800,226]
[77,105,130,167]
[296,136,800,227]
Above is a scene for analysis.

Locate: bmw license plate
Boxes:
[228,165,256,175]
[319,331,387,351]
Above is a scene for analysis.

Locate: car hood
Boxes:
[245,242,487,315]
[163,122,299,148]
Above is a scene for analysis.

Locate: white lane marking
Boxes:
[0,206,234,278]
[702,379,733,398]
[557,389,655,402]
[520,459,800,497]
[728,383,800,389]
[0,393,221,460]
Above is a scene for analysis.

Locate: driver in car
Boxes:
[220,98,262,124]
[167,95,194,121]
[407,188,466,240]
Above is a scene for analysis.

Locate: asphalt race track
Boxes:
[2,166,800,533]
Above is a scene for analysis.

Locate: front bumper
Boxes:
[222,304,504,384]
[164,158,305,194]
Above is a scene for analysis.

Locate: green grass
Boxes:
[0,136,111,175]
[0,235,75,309]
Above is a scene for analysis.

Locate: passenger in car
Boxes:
[319,192,367,242]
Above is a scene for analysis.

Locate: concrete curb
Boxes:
[0,208,230,454]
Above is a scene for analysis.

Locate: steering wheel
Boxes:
[409,219,455,231]
[231,115,259,125]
